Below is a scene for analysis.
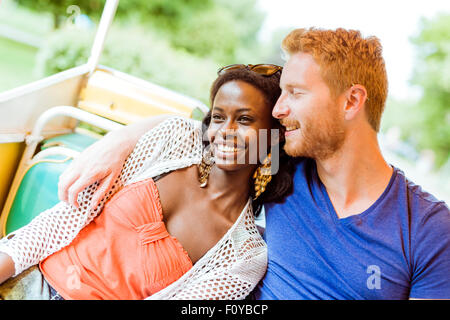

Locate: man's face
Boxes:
[273,52,346,160]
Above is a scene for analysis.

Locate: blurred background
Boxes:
[0,0,449,203]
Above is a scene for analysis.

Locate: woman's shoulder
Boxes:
[159,115,202,132]
[137,115,203,155]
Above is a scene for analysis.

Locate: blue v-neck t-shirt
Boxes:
[254,158,450,299]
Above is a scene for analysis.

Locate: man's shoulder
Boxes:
[392,168,449,234]
[394,167,449,213]
[396,169,450,299]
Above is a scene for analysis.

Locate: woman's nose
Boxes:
[221,119,238,133]
[272,94,290,119]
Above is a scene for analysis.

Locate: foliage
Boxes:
[122,0,266,64]
[13,0,215,30]
[31,0,269,104]
[168,7,238,64]
[0,37,38,92]
[15,0,266,65]
[214,0,265,49]
[35,24,219,105]
[408,13,450,167]
[382,14,450,168]
[14,0,104,28]
[118,0,214,31]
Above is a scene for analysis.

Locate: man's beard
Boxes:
[284,111,346,161]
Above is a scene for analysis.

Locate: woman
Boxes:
[0,64,295,300]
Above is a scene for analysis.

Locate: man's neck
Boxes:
[315,130,393,219]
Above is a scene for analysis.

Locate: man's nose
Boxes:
[272,94,290,119]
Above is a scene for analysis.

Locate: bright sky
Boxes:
[257,0,450,100]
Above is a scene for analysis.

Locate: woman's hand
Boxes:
[57,130,134,210]
[58,114,172,210]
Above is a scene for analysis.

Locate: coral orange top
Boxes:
[39,178,193,300]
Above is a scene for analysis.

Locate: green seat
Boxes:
[4,132,98,235]
[41,132,98,153]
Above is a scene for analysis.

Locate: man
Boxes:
[56,28,449,299]
[252,28,449,299]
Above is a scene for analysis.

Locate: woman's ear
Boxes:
[343,84,368,121]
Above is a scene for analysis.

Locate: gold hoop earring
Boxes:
[253,153,272,200]
[198,146,214,188]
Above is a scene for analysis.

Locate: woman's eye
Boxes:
[212,114,224,121]
[238,116,253,123]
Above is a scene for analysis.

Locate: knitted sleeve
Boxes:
[0,116,202,276]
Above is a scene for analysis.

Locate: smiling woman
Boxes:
[202,66,296,216]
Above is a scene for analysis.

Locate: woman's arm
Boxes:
[0,252,15,284]
[0,116,190,281]
[58,114,172,210]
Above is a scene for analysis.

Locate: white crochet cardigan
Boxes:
[0,116,267,300]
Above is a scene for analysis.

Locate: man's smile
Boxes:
[280,120,301,136]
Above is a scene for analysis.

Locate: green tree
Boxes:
[169,7,238,64]
[14,0,266,64]
[215,0,265,47]
[120,0,214,32]
[35,24,219,104]
[14,0,215,30]
[14,0,104,28]
[213,0,266,64]
[142,0,266,64]
[409,13,450,167]
[29,0,269,104]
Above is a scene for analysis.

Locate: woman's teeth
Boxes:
[216,145,238,153]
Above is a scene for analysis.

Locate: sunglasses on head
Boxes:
[217,64,283,77]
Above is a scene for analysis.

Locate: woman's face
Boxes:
[207,80,275,171]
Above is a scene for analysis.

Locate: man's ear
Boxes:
[343,84,368,121]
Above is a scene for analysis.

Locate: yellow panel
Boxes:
[77,70,194,124]
[0,142,24,214]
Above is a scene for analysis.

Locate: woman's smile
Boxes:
[213,142,247,161]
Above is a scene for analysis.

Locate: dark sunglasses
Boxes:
[217,64,283,77]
